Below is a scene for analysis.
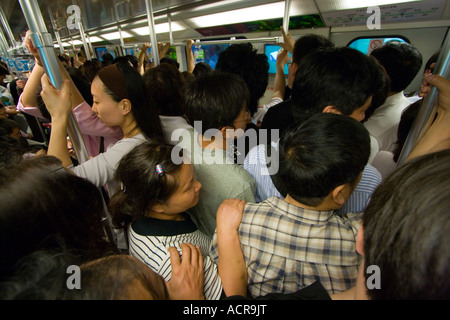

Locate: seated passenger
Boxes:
[212,113,371,296]
[108,142,223,300]
[174,72,256,238]
[142,63,192,144]
[365,41,423,163]
[245,47,385,213]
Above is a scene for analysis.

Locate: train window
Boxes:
[265,44,291,75]
[191,44,230,70]
[348,36,410,55]
[95,47,115,61]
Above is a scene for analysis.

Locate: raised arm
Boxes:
[186,40,195,74]
[279,26,294,55]
[216,199,248,297]
[406,74,450,160]
[271,48,289,100]
[40,76,73,167]
[20,31,45,109]
[21,30,84,110]
[138,43,150,75]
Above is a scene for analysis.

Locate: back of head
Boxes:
[216,43,269,116]
[101,53,114,66]
[292,34,334,65]
[81,59,103,82]
[73,255,169,300]
[370,41,423,93]
[160,57,180,70]
[142,63,185,116]
[109,142,182,230]
[0,118,19,136]
[0,60,10,76]
[193,61,213,78]
[363,149,450,299]
[114,55,139,70]
[291,47,386,123]
[184,71,250,137]
[0,156,115,281]
[273,113,370,207]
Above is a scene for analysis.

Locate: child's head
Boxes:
[184,71,250,138]
[109,142,201,228]
[291,47,386,124]
[273,113,370,209]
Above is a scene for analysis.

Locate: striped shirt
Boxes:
[243,143,382,214]
[129,215,223,300]
[209,197,362,297]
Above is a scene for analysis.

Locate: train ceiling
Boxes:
[1,0,449,46]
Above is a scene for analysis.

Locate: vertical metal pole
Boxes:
[0,29,10,57]
[0,7,17,48]
[114,3,125,56]
[77,21,91,61]
[18,0,90,164]
[47,7,64,55]
[283,0,291,33]
[397,31,450,165]
[145,0,160,66]
[168,10,174,45]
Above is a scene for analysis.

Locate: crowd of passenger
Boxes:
[0,27,449,300]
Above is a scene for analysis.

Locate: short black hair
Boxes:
[291,47,386,124]
[184,71,250,137]
[216,43,269,117]
[0,156,117,281]
[292,34,334,65]
[363,149,450,299]
[370,41,423,92]
[193,62,213,78]
[143,63,185,116]
[160,57,180,70]
[273,113,370,207]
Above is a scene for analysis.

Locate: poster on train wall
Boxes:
[321,0,446,27]
[2,57,33,73]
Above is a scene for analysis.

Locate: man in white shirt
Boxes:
[364,41,423,164]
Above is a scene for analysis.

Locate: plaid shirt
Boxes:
[210,197,362,297]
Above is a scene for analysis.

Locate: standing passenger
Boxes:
[108,142,223,300]
[40,62,164,196]
[174,72,256,238]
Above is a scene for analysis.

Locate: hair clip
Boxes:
[156,164,165,177]
[120,182,126,192]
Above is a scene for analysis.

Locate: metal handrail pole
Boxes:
[0,7,17,48]
[18,0,90,164]
[47,7,65,55]
[283,0,291,34]
[397,31,450,165]
[145,0,160,66]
